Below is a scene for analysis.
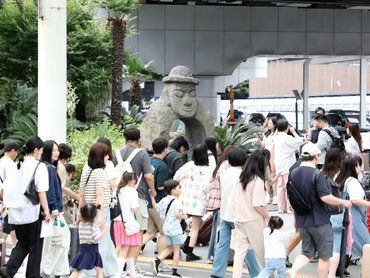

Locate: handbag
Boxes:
[24,162,41,205]
[110,194,122,220]
[124,219,140,236]
[50,218,66,247]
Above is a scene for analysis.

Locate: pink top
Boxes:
[234,177,266,223]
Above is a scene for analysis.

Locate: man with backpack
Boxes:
[113,127,157,274]
[287,142,351,278]
[316,115,344,169]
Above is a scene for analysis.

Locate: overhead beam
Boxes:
[360,57,368,128]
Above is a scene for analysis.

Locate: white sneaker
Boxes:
[159,263,172,272]
[134,266,146,275]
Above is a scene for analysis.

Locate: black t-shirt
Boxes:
[291,166,331,228]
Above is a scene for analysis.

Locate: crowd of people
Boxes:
[0,105,368,278]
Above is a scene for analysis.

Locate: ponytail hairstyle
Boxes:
[117,172,138,193]
[80,203,97,223]
[17,135,44,169]
[205,136,218,164]
[268,216,284,235]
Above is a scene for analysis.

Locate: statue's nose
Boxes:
[184,95,192,107]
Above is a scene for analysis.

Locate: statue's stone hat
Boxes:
[163,65,199,85]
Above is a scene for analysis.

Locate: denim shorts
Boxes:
[165,234,186,246]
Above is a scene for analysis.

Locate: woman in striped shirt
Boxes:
[79,143,118,277]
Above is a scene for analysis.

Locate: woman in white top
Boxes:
[174,144,214,261]
[261,117,278,204]
[0,135,50,278]
[345,123,362,157]
[97,137,117,193]
[79,143,118,277]
[336,157,370,261]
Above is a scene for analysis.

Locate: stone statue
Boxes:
[140,65,214,150]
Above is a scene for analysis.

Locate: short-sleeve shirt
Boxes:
[117,186,139,223]
[234,176,266,223]
[80,165,111,207]
[157,195,184,236]
[114,145,153,200]
[290,166,332,228]
[105,160,117,182]
[79,222,102,244]
[164,150,184,178]
[7,157,49,225]
[0,156,16,190]
[344,177,365,200]
[147,156,170,208]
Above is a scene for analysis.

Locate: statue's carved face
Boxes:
[166,83,198,118]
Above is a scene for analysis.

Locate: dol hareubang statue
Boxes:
[140,65,214,150]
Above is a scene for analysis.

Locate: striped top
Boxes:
[78,222,101,244]
[80,164,110,207]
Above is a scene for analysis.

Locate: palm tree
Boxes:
[100,0,140,125]
[123,54,162,109]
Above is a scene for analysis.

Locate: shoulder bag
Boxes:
[24,162,42,205]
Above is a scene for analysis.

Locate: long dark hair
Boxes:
[205,136,218,164]
[240,150,266,190]
[213,145,234,178]
[17,135,44,169]
[322,148,343,179]
[87,143,109,169]
[117,172,138,192]
[335,157,359,191]
[41,140,59,166]
[265,117,278,137]
[349,123,362,152]
[261,148,271,171]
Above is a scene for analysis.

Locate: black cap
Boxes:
[4,142,19,153]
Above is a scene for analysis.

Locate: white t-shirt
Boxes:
[0,155,16,190]
[263,227,295,259]
[345,137,362,157]
[219,166,242,222]
[157,195,184,236]
[345,177,365,200]
[117,186,139,223]
[6,156,49,225]
[274,132,303,174]
[105,160,117,182]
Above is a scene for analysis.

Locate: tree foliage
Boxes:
[0,0,112,122]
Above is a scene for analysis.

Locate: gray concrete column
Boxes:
[195,76,222,122]
[38,0,67,143]
[360,57,368,128]
[303,59,311,131]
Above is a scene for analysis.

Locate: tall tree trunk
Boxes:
[129,80,142,109]
[110,19,126,126]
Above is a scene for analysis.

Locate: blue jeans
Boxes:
[256,258,285,278]
[211,220,261,278]
[207,209,220,260]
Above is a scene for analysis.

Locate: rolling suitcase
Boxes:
[196,212,213,246]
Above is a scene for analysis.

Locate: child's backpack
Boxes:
[323,129,346,159]
[114,148,141,184]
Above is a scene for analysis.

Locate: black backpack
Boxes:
[287,168,319,216]
[323,129,346,159]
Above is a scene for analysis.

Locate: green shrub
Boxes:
[67,118,123,191]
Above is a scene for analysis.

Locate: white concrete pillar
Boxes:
[38,0,67,143]
[360,57,368,128]
[303,59,311,131]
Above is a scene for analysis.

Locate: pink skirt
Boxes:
[113,221,142,247]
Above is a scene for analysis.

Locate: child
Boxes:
[113,172,142,278]
[257,216,294,278]
[151,180,188,277]
[70,204,109,278]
